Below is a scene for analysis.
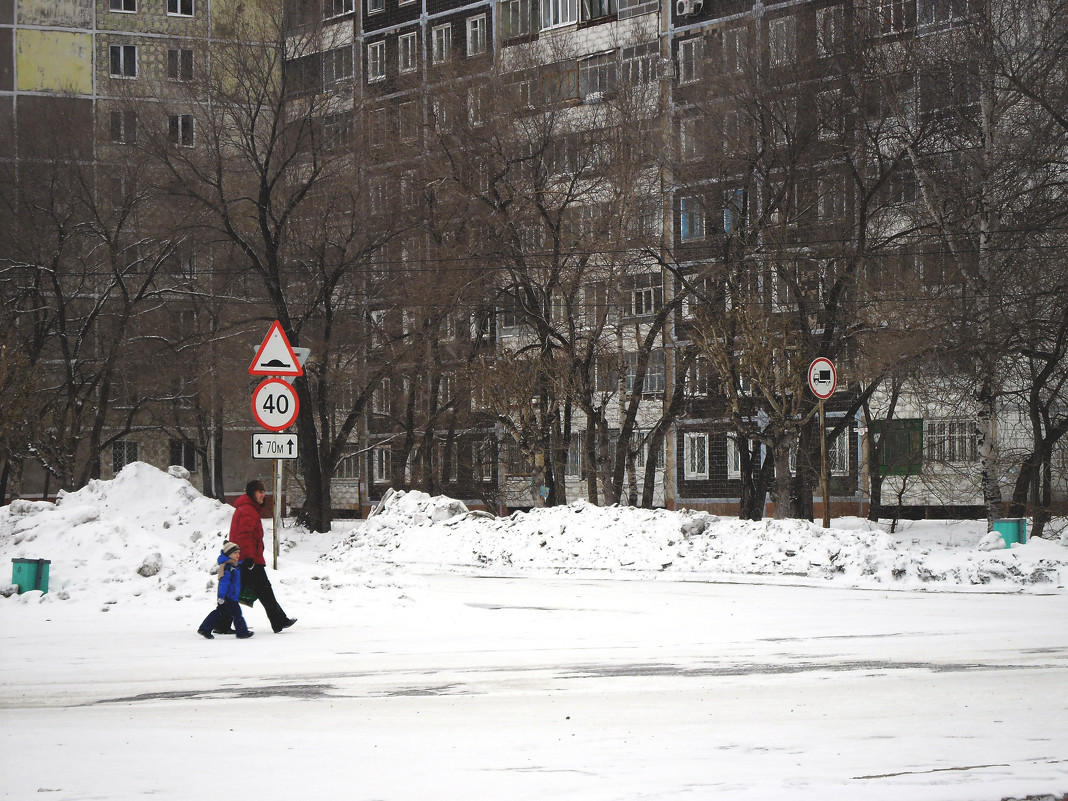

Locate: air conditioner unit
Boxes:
[676,0,702,15]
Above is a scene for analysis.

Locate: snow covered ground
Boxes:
[2,464,1067,800]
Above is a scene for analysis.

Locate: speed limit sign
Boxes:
[251,378,299,431]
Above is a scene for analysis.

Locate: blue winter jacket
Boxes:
[216,553,242,603]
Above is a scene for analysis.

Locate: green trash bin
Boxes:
[992,519,1028,548]
[11,558,51,594]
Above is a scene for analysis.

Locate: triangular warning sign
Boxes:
[249,321,303,377]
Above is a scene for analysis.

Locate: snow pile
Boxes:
[3,467,1067,608]
[331,491,1068,588]
[0,463,236,604]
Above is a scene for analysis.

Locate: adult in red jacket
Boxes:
[219,480,296,634]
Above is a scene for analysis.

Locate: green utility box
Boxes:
[11,558,51,594]
[993,519,1028,548]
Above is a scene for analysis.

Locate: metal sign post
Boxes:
[808,358,837,529]
[273,458,282,570]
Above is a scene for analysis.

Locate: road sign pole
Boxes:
[273,458,282,569]
[820,398,830,529]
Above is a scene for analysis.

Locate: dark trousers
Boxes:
[217,562,290,632]
[199,599,249,637]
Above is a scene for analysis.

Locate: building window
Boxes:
[542,0,578,28]
[324,45,353,85]
[399,32,418,73]
[169,440,197,472]
[399,101,419,141]
[468,84,485,126]
[503,0,535,37]
[169,114,194,147]
[367,41,385,82]
[112,440,138,474]
[110,0,136,11]
[467,15,487,56]
[368,0,384,11]
[473,441,495,483]
[110,110,137,144]
[828,428,851,475]
[723,26,747,73]
[722,187,746,233]
[578,52,616,99]
[373,378,391,415]
[679,117,698,160]
[680,196,705,241]
[768,16,796,66]
[432,24,452,64]
[109,44,137,78]
[324,112,351,150]
[684,433,708,480]
[817,173,846,220]
[925,419,977,463]
[677,37,702,84]
[873,0,909,34]
[168,48,194,81]
[326,0,354,16]
[582,0,617,20]
[920,0,968,24]
[373,446,391,482]
[167,0,193,16]
[816,6,844,55]
[334,454,360,480]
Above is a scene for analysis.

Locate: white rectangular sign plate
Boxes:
[251,433,298,460]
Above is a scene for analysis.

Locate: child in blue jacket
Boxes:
[197,541,253,640]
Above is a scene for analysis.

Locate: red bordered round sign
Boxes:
[251,378,299,431]
[807,357,837,400]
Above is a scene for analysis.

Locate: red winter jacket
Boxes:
[228,494,266,565]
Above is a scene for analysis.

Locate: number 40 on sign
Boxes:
[251,378,299,431]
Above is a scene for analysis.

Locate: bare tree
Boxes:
[142,6,407,530]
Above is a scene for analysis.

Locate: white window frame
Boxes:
[679,117,698,160]
[399,32,418,73]
[109,44,137,78]
[723,26,747,74]
[373,378,392,416]
[432,24,452,64]
[817,173,847,221]
[112,440,139,473]
[542,0,578,29]
[110,110,136,144]
[368,0,384,13]
[325,0,355,17]
[167,48,194,81]
[467,84,485,126]
[816,6,843,55]
[925,419,978,464]
[169,113,194,147]
[373,446,391,482]
[367,41,386,82]
[828,428,851,476]
[768,16,796,67]
[398,100,418,141]
[920,0,969,25]
[503,0,534,37]
[334,453,360,480]
[324,45,353,85]
[167,0,193,17]
[677,38,701,84]
[683,433,709,480]
[110,0,136,12]
[467,15,487,57]
[680,196,706,242]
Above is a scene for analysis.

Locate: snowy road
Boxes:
[2,574,1067,801]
